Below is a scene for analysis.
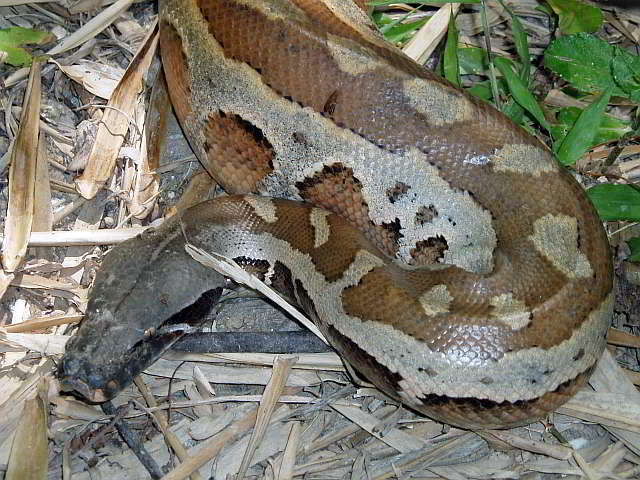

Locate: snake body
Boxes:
[60,0,613,429]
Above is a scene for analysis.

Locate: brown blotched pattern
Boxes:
[152,0,613,429]
[202,111,274,193]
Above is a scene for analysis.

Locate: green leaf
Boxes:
[587,184,640,221]
[372,11,391,28]
[555,89,612,165]
[496,0,532,83]
[494,56,550,130]
[551,106,631,146]
[544,33,627,96]
[381,17,429,44]
[546,0,603,34]
[0,27,54,67]
[628,237,640,262]
[373,10,430,45]
[611,47,640,103]
[502,99,525,125]
[465,78,510,102]
[511,14,531,82]
[466,81,492,100]
[458,47,490,75]
[443,9,460,87]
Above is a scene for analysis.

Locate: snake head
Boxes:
[58,217,225,402]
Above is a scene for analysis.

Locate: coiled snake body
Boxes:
[60,0,613,429]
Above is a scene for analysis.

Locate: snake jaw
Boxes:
[57,356,113,403]
[58,374,110,403]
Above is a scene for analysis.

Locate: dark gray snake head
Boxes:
[58,216,225,402]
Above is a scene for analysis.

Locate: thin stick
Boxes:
[101,401,164,480]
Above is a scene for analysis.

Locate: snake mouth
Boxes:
[58,376,110,403]
[57,356,121,403]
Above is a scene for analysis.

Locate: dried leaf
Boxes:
[75,23,158,198]
[55,60,124,100]
[5,381,48,480]
[2,59,42,273]
[130,104,159,219]
[32,133,52,232]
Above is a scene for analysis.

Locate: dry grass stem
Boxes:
[236,356,297,478]
[275,421,301,480]
[162,350,344,371]
[48,0,136,56]
[32,133,52,234]
[134,376,204,480]
[134,395,335,416]
[159,408,261,480]
[558,391,640,433]
[0,313,82,333]
[144,358,327,387]
[330,403,425,453]
[130,114,160,219]
[0,227,148,247]
[608,328,640,348]
[3,0,136,88]
[168,170,217,217]
[185,244,328,345]
[480,430,573,460]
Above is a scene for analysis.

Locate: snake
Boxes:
[58,0,614,429]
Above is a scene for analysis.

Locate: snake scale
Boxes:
[59,0,614,429]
